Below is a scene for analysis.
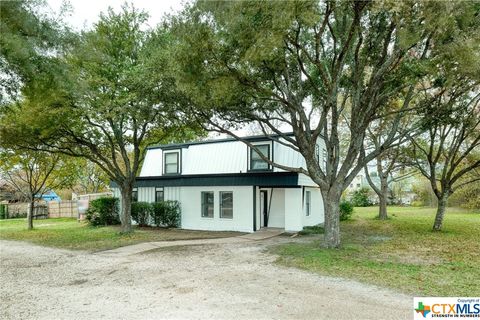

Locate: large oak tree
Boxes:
[170,0,478,247]
[1,5,202,232]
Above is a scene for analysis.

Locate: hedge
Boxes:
[85,197,120,226]
[132,201,181,228]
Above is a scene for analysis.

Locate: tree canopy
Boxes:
[0,3,204,232]
[169,0,480,247]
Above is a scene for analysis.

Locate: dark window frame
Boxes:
[155,188,164,203]
[164,151,180,175]
[201,191,214,218]
[132,188,138,202]
[249,144,271,171]
[219,191,233,219]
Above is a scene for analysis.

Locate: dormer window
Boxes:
[250,144,271,171]
[164,151,180,174]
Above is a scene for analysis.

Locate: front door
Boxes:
[260,190,268,227]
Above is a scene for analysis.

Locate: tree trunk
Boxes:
[378,176,389,220]
[433,193,449,231]
[322,188,342,248]
[119,183,133,233]
[27,198,34,230]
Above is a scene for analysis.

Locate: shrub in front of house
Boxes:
[85,197,120,226]
[0,204,6,219]
[350,187,373,207]
[151,201,181,228]
[131,202,152,227]
[299,224,324,235]
[151,202,164,227]
[339,200,354,221]
[161,201,181,228]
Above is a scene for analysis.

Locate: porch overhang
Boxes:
[110,172,300,188]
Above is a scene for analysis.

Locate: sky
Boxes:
[46,0,187,30]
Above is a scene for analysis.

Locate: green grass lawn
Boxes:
[0,218,242,252]
[273,206,480,296]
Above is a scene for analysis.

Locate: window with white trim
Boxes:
[201,191,214,218]
[164,152,179,174]
[219,191,233,219]
[305,191,311,216]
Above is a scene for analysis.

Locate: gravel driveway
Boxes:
[0,238,411,320]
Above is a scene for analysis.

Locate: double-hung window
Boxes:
[155,188,164,203]
[164,152,179,174]
[201,192,214,218]
[219,191,233,219]
[250,144,270,170]
[305,190,311,216]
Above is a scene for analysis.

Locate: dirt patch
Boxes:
[0,239,411,320]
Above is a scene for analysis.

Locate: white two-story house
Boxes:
[113,133,326,233]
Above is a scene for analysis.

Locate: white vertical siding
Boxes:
[140,148,163,177]
[273,140,306,172]
[138,187,155,202]
[298,173,317,187]
[139,135,326,176]
[164,187,181,201]
[182,141,248,174]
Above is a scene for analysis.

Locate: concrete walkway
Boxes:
[96,228,285,257]
[95,236,248,257]
[237,227,285,240]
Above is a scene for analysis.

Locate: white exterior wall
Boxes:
[140,148,163,176]
[139,135,327,177]
[284,188,303,232]
[273,141,306,172]
[264,188,285,228]
[302,187,324,227]
[183,141,248,174]
[164,187,181,201]
[112,185,323,232]
[180,186,253,232]
[138,187,155,202]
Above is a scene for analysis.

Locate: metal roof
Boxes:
[147,132,297,150]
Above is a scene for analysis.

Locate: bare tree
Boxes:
[74,160,109,194]
[0,150,75,229]
[364,147,416,219]
[409,83,480,231]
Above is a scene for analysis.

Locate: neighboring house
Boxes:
[346,163,417,205]
[112,133,326,233]
[36,190,61,202]
[346,163,378,192]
